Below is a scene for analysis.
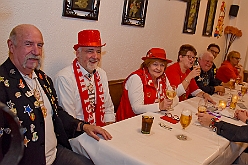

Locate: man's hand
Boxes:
[234,110,248,123]
[83,124,112,141]
[214,86,225,96]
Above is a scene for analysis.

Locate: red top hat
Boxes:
[73,30,106,51]
[141,48,172,63]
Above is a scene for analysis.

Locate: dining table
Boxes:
[70,84,248,165]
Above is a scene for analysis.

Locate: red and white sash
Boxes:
[73,59,105,126]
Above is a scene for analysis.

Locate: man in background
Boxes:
[207,43,220,77]
[196,51,225,95]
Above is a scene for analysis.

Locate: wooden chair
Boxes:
[108,79,125,113]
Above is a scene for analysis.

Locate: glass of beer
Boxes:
[166,85,177,111]
[236,76,241,85]
[141,115,154,134]
[198,98,207,113]
[218,100,227,110]
[240,84,247,102]
[193,58,202,81]
[177,108,192,140]
[230,94,238,110]
[228,78,235,94]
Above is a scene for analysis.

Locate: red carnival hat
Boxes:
[141,48,172,63]
[73,30,106,51]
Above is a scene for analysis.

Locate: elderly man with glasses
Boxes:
[216,50,244,83]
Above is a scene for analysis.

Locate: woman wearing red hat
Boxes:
[116,48,179,122]
[166,44,215,103]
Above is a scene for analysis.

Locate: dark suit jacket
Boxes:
[215,121,248,142]
[0,58,85,165]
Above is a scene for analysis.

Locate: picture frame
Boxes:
[121,0,148,27]
[183,0,200,34]
[202,0,218,36]
[62,0,100,20]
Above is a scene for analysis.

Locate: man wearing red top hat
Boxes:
[54,30,115,127]
[116,48,179,121]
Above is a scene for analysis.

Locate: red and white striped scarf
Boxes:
[73,59,105,126]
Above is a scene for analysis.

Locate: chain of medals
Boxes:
[201,72,209,86]
[85,73,96,113]
[26,78,47,118]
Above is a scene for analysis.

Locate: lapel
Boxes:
[4,58,37,106]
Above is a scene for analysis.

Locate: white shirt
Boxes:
[22,72,57,165]
[125,74,179,114]
[54,64,115,124]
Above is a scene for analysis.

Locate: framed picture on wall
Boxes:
[183,0,200,34]
[62,0,100,20]
[121,0,148,27]
[202,0,218,36]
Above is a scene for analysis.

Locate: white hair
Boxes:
[198,51,214,59]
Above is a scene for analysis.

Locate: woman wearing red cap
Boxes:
[166,44,215,103]
[116,48,179,121]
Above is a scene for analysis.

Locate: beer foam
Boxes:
[182,109,191,116]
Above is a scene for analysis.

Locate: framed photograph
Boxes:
[202,0,218,36]
[183,0,200,34]
[62,0,100,20]
[121,0,148,27]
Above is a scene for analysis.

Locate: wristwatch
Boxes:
[245,119,248,124]
[80,121,90,132]
[209,118,218,132]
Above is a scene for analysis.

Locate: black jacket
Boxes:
[0,58,86,165]
[195,64,222,95]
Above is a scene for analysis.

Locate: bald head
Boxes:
[9,24,43,47]
[7,24,44,76]
[198,51,214,72]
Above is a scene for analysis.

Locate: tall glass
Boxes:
[240,85,247,102]
[166,85,176,111]
[193,58,202,81]
[230,94,238,110]
[177,108,192,140]
[198,98,207,113]
[228,78,235,94]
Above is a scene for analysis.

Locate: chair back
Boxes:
[108,79,125,113]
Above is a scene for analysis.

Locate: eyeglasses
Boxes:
[182,55,196,60]
[210,49,219,54]
[164,113,180,121]
[232,57,241,60]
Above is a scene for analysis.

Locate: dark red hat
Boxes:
[73,30,106,51]
[142,48,172,63]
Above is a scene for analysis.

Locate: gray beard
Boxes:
[23,59,41,70]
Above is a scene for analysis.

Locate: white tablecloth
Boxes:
[70,87,248,165]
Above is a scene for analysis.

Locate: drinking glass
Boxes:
[198,98,207,113]
[166,85,177,111]
[193,58,202,81]
[177,108,192,140]
[228,78,235,94]
[236,76,241,85]
[240,84,247,102]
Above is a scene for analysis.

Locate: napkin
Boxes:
[219,109,235,119]
[160,116,179,124]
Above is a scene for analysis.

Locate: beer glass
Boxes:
[177,108,192,140]
[166,85,176,110]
